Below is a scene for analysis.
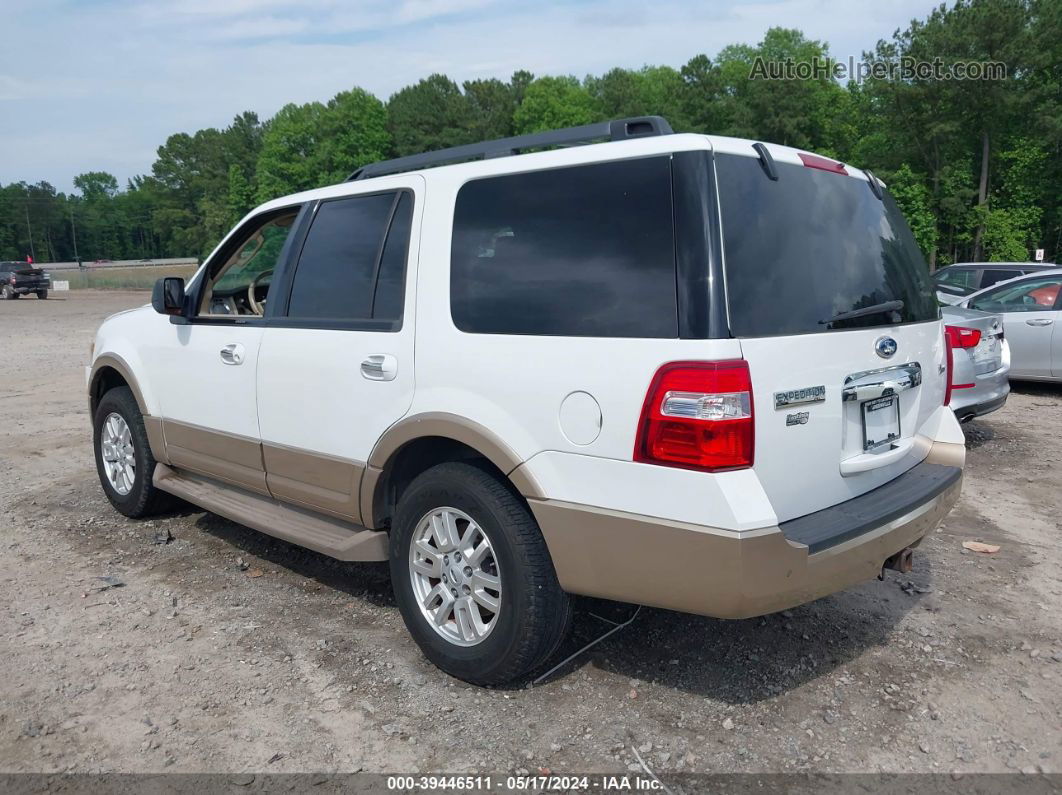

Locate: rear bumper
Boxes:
[532,458,962,619]
[949,366,1010,421]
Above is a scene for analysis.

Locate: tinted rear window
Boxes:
[287,192,398,321]
[450,157,677,337]
[716,154,938,337]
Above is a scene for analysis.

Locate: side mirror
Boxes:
[152,277,186,316]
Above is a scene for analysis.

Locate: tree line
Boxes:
[1,0,1057,268]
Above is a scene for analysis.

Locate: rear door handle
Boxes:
[1026,318,1054,326]
[361,354,397,381]
[219,343,245,365]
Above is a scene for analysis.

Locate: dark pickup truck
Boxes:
[0,262,51,299]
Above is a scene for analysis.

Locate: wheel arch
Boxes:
[361,413,545,530]
[89,354,168,463]
[89,354,147,416]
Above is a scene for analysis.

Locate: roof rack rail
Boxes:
[347,116,673,181]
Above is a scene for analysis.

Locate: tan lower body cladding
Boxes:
[157,419,366,523]
[529,475,961,620]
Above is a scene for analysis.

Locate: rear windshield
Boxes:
[716,154,938,337]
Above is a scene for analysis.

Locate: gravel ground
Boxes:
[0,290,1059,776]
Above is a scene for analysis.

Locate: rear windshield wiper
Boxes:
[820,300,904,326]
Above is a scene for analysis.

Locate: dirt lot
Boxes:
[1,290,1059,777]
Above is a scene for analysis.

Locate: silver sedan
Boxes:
[941,305,1010,421]
[958,268,1062,382]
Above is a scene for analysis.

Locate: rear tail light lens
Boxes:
[945,326,981,349]
[943,325,980,405]
[635,360,754,472]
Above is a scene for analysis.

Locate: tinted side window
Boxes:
[288,193,396,321]
[373,192,413,323]
[980,269,1018,289]
[450,157,677,338]
[971,277,1062,312]
[936,268,977,290]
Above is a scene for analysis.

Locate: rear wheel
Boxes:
[389,462,571,685]
[93,386,176,517]
[36,290,47,299]
[3,286,17,299]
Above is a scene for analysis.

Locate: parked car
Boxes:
[940,305,1009,421]
[0,262,50,299]
[956,268,1062,382]
[935,261,1056,305]
[87,117,965,685]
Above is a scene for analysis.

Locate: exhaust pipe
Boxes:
[883,547,914,574]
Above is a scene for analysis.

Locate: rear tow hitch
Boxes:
[880,547,914,579]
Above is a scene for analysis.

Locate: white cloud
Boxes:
[0,0,938,191]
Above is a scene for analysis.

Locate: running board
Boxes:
[153,464,388,561]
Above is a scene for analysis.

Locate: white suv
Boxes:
[88,117,966,685]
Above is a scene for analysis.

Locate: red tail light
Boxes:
[943,325,980,405]
[945,326,981,349]
[634,360,754,472]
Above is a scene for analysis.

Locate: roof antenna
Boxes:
[752,143,778,181]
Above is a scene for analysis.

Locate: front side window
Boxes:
[716,154,939,337]
[286,191,412,325]
[971,276,1062,312]
[450,157,677,338]
[200,211,298,317]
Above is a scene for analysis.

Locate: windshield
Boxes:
[715,153,939,337]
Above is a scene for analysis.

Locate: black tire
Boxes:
[36,290,47,299]
[93,386,176,518]
[389,462,572,685]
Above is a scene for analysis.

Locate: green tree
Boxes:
[73,172,119,200]
[320,88,391,182]
[386,74,471,156]
[254,101,327,202]
[885,165,938,260]
[512,75,600,134]
[226,164,254,226]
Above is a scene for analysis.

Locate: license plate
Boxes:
[862,395,900,450]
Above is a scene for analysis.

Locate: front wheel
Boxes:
[389,462,571,685]
[36,290,47,299]
[93,386,175,517]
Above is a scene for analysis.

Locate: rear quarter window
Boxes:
[450,157,678,338]
[716,153,939,337]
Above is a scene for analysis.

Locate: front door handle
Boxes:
[361,354,398,381]
[220,343,245,365]
[1026,318,1054,326]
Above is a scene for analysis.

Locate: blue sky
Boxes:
[1,0,937,193]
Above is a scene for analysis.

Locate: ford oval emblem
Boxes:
[875,336,898,359]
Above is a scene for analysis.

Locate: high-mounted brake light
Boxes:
[634,360,754,472]
[798,152,848,175]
